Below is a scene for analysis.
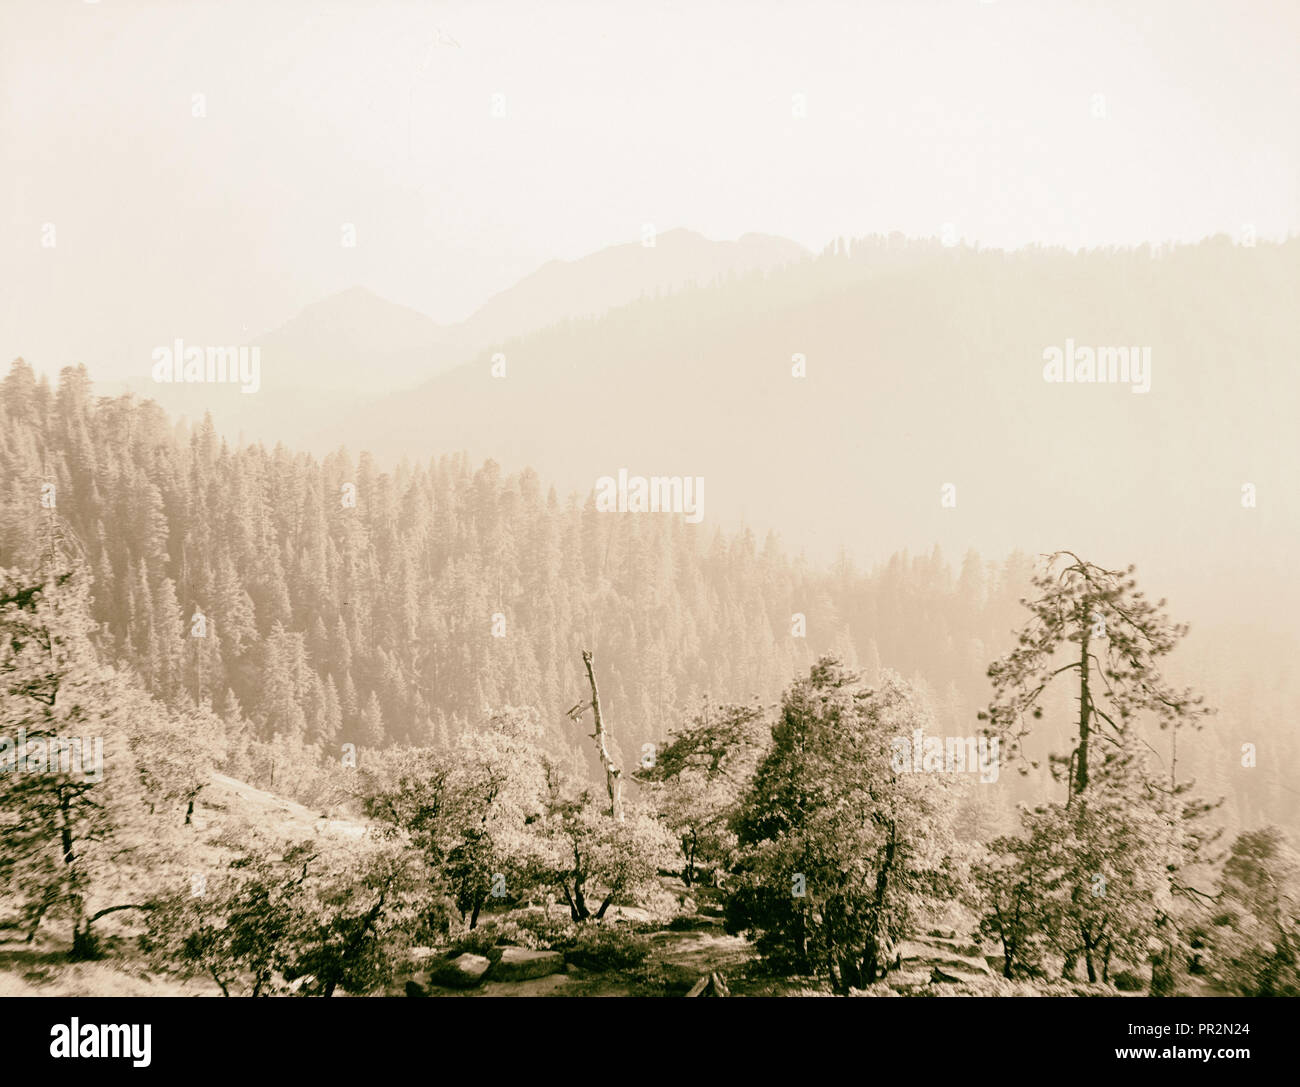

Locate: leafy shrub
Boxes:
[509,910,576,951]
[446,927,503,961]
[562,924,652,972]
[446,911,578,956]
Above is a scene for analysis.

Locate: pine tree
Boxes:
[981,551,1212,799]
[359,690,386,749]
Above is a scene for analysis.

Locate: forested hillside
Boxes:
[1,359,1293,835]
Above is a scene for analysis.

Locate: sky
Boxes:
[2,0,1297,381]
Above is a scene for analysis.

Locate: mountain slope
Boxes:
[453,229,807,350]
[327,236,1300,627]
[117,229,807,445]
[250,286,450,392]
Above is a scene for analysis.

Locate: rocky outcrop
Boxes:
[488,948,564,982]
[428,952,492,989]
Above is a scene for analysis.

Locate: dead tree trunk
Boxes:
[581,650,623,822]
[1074,621,1091,799]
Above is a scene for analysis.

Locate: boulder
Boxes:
[488,947,564,982]
[603,905,654,925]
[428,952,491,989]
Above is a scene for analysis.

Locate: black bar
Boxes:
[2,995,1285,1075]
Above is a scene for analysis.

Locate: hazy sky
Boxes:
[3,0,1296,380]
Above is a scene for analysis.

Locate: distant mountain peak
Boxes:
[270,285,441,330]
[244,230,809,393]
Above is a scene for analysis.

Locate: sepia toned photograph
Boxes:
[1,0,1296,1069]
